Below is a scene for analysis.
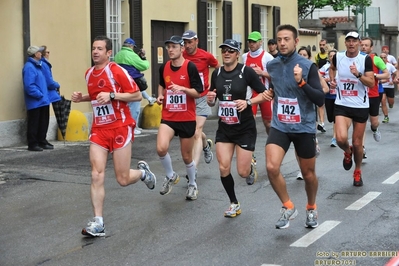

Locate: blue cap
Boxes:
[182,30,198,40]
[124,38,136,46]
[219,39,240,52]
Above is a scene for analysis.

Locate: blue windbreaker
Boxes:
[22,57,50,110]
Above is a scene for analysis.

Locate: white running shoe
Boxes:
[296,171,303,180]
[186,185,198,200]
[373,128,381,142]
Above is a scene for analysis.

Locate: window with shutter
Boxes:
[273,6,281,39]
[223,1,232,40]
[130,0,143,49]
[197,0,207,50]
[251,4,260,32]
[90,0,106,43]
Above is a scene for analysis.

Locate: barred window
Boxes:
[106,0,124,60]
[260,6,269,50]
[207,1,218,56]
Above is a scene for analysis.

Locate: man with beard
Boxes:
[315,39,328,69]
[315,39,329,132]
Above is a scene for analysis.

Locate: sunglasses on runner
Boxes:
[221,48,237,54]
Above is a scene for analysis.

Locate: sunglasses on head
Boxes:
[221,48,236,54]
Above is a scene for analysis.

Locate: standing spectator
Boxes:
[380,52,397,123]
[207,39,270,217]
[40,45,61,150]
[71,36,156,237]
[156,35,203,200]
[267,39,279,58]
[381,45,397,68]
[22,46,51,152]
[266,25,324,229]
[182,30,220,181]
[314,40,329,132]
[329,32,374,187]
[115,38,155,135]
[314,39,328,69]
[242,31,274,135]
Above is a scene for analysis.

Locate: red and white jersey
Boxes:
[242,49,274,89]
[85,62,138,129]
[183,48,219,96]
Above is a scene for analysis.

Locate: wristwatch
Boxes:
[246,99,252,106]
[297,78,306,88]
[110,92,115,100]
[356,72,362,79]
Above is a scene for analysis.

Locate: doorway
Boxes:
[150,21,185,97]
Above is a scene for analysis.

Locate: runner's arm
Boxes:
[301,64,325,107]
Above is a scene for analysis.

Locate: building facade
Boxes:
[308,1,399,54]
[0,0,299,147]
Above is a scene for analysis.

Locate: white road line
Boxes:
[382,172,399,184]
[345,191,381,211]
[261,264,281,266]
[0,181,5,185]
[290,220,341,247]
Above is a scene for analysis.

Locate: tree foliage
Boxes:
[298,0,372,20]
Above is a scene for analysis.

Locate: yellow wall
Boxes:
[0,0,298,146]
[0,0,24,121]
[298,35,322,63]
[30,0,92,114]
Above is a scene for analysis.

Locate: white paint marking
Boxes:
[382,172,399,184]
[0,181,5,185]
[345,191,381,211]
[290,220,341,248]
[261,264,281,266]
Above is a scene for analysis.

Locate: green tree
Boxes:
[298,0,372,20]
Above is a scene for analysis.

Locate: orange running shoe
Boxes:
[353,169,363,187]
[343,146,353,171]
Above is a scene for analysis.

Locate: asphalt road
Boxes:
[1,103,399,266]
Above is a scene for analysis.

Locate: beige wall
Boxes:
[0,0,298,147]
[30,0,92,114]
[298,35,321,63]
[0,0,24,121]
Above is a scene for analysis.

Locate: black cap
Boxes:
[267,39,277,45]
[165,35,184,46]
[218,39,240,52]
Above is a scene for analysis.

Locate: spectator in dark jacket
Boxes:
[22,46,52,151]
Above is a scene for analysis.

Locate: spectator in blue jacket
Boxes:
[40,45,61,150]
[41,45,61,106]
[114,38,155,135]
[22,46,51,151]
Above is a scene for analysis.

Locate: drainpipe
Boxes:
[23,0,30,62]
[244,0,248,53]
